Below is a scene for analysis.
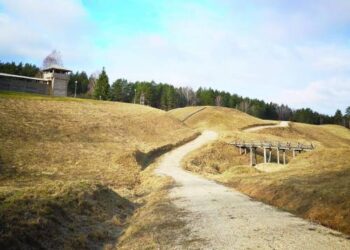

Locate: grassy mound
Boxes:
[168,106,270,133]
[0,91,197,248]
[179,107,350,235]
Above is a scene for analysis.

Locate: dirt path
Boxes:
[181,107,207,122]
[244,121,289,132]
[156,131,350,249]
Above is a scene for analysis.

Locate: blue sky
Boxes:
[0,0,349,114]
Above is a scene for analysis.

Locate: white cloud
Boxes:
[296,45,350,72]
[276,78,350,114]
[251,0,350,41]
[0,0,96,70]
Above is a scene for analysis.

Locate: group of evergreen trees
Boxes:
[1,61,349,128]
[90,68,184,110]
[67,71,89,96]
[0,61,39,77]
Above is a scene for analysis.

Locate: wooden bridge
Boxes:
[230,141,314,166]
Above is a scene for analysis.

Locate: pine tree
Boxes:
[67,71,90,96]
[333,109,343,125]
[346,106,350,117]
[93,67,110,100]
[110,79,126,101]
[160,86,168,110]
[345,106,350,128]
[166,86,176,110]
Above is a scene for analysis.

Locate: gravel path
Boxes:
[156,131,350,249]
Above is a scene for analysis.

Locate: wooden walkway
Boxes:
[230,141,314,166]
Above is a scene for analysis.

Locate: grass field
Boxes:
[0,91,197,249]
[178,106,350,235]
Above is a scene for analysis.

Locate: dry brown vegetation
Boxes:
[168,106,270,134]
[0,91,197,249]
[179,106,350,235]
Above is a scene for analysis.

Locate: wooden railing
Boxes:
[229,141,314,166]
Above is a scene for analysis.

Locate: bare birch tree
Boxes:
[42,50,63,68]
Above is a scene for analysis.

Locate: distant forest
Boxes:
[0,61,40,77]
[1,61,349,128]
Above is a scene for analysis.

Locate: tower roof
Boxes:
[42,65,71,73]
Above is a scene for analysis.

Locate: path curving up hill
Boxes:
[244,121,289,132]
[156,131,350,249]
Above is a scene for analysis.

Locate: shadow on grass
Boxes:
[135,133,200,169]
[0,183,135,249]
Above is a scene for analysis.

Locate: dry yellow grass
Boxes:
[260,123,350,148]
[0,91,197,248]
[168,106,271,134]
[180,107,350,235]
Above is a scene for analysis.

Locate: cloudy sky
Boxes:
[0,0,349,114]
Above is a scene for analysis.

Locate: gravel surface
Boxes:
[156,131,350,249]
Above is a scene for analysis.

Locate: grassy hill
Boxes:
[0,91,197,249]
[168,106,272,133]
[177,106,350,235]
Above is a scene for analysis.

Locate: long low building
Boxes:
[0,65,71,97]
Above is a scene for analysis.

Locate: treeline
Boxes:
[84,68,350,128]
[1,61,349,128]
[0,61,40,77]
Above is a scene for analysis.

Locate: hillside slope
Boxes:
[0,91,197,249]
[168,106,272,133]
[178,107,350,235]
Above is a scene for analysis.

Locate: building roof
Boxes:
[42,65,71,73]
[0,72,49,82]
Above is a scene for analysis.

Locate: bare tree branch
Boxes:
[42,50,63,68]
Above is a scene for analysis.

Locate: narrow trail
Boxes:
[156,131,350,249]
[181,107,207,122]
[244,121,289,132]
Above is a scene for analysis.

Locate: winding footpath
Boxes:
[244,121,289,132]
[156,130,350,249]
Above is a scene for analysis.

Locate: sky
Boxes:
[0,0,349,115]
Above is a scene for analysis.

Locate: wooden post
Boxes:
[230,142,315,166]
[253,148,257,166]
[250,147,253,166]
